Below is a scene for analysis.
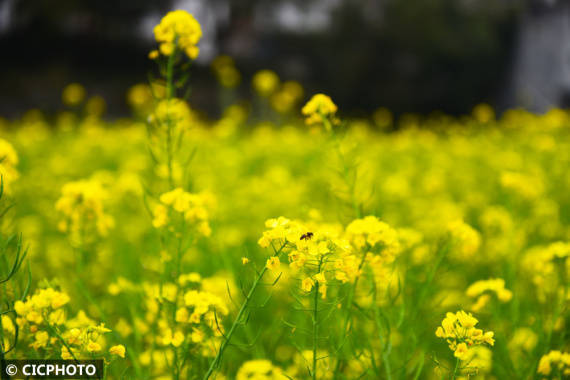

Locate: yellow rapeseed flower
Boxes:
[109,344,126,358]
[466,278,513,312]
[211,55,241,88]
[153,10,202,60]
[436,310,494,360]
[266,256,281,272]
[302,94,337,127]
[86,340,102,353]
[252,70,280,97]
[301,277,314,292]
[537,350,570,376]
[236,359,287,380]
[62,83,86,106]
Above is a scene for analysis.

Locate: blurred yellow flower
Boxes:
[302,93,338,128]
[109,344,126,358]
[153,10,202,60]
[252,70,280,97]
[62,83,86,106]
[266,256,281,272]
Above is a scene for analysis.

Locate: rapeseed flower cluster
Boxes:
[152,10,202,59]
[236,360,287,380]
[13,287,124,361]
[2,8,570,379]
[270,81,304,114]
[435,310,495,360]
[259,217,344,299]
[150,98,195,132]
[55,179,114,243]
[345,215,400,260]
[302,94,338,127]
[466,278,513,312]
[152,187,212,237]
[522,241,570,299]
[537,350,570,377]
[446,219,481,259]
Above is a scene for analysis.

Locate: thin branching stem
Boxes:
[312,256,324,380]
[203,243,286,380]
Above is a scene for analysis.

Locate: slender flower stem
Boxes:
[166,124,174,189]
[165,48,176,99]
[321,110,361,219]
[333,251,368,375]
[312,257,323,380]
[44,321,78,362]
[164,48,177,189]
[202,243,286,380]
[369,262,393,380]
[451,357,460,380]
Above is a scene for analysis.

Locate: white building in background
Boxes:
[506,0,570,111]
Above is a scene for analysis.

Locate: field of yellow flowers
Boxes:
[1,10,570,380]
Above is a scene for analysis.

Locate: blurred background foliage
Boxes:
[0,0,568,119]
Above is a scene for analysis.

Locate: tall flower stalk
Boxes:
[203,243,286,380]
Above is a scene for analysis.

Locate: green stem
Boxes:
[334,137,360,219]
[334,251,368,375]
[544,258,568,355]
[451,357,460,380]
[202,244,286,380]
[165,48,176,189]
[74,276,143,378]
[312,257,323,380]
[166,50,176,99]
[322,111,361,219]
[166,124,174,189]
[45,322,78,362]
[370,269,393,380]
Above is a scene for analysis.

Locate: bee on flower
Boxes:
[258,216,351,299]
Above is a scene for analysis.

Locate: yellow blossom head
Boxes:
[252,70,280,97]
[302,94,338,127]
[153,10,202,60]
